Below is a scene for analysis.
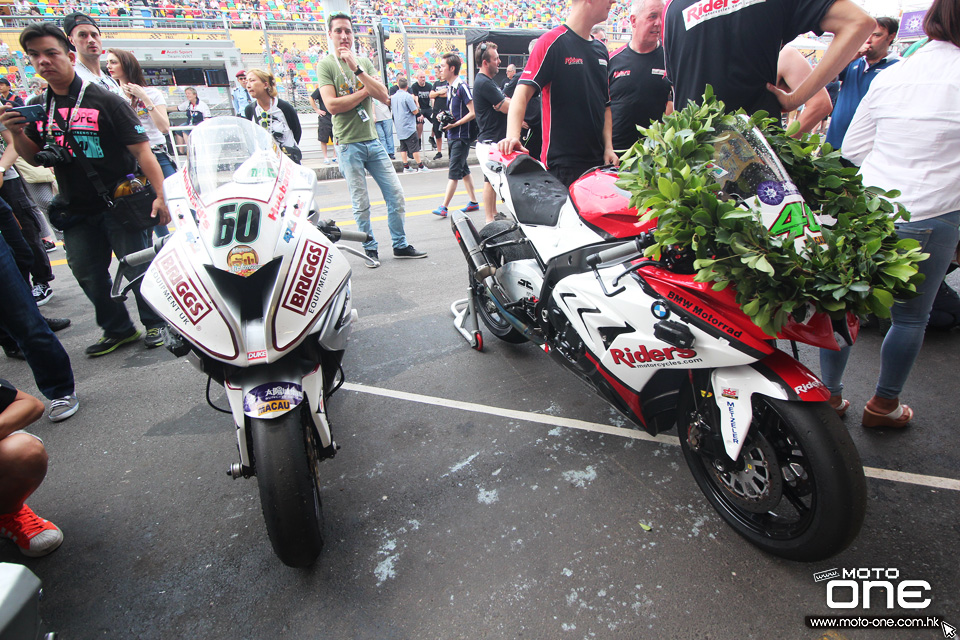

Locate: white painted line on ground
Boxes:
[341,382,960,492]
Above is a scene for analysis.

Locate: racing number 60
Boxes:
[213,202,262,248]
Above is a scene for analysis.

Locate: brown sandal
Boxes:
[862,403,913,428]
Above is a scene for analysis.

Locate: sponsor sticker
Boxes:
[756,180,785,206]
[156,251,212,325]
[281,238,329,316]
[721,387,739,399]
[247,349,267,361]
[227,244,259,277]
[242,382,304,414]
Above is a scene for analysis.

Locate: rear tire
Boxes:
[678,377,866,561]
[251,406,324,567]
[471,221,534,344]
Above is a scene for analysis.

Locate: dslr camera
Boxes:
[34,143,72,168]
[434,110,456,128]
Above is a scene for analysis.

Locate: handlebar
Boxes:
[585,232,655,268]
[121,245,161,268]
[318,220,372,244]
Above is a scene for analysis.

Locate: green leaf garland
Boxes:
[615,90,928,336]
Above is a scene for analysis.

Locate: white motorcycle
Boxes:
[113,118,371,567]
[451,116,867,561]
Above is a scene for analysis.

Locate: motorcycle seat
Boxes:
[505,155,568,227]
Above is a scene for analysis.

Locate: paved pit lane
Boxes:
[2,170,957,639]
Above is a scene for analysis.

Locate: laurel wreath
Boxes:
[615,88,928,336]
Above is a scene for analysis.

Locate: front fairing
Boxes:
[141,118,351,366]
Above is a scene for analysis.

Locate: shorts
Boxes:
[447,138,472,181]
[11,430,42,443]
[420,107,433,123]
[398,132,421,155]
[317,115,333,143]
[476,141,496,183]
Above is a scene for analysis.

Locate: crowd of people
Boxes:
[2,0,958,559]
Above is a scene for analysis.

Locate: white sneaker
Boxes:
[48,394,79,422]
[418,165,432,172]
[403,166,419,174]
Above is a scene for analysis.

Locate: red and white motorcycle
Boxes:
[114,118,371,567]
[450,116,866,561]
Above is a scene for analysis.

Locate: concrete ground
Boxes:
[1,170,957,639]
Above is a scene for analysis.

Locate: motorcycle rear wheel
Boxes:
[251,406,325,567]
[471,221,535,344]
[678,379,866,561]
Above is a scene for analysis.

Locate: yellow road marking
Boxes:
[316,189,466,213]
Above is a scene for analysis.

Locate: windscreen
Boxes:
[708,115,795,207]
[187,117,283,207]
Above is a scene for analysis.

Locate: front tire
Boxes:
[251,406,324,567]
[678,377,866,561]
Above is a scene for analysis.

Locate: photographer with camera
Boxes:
[1,23,171,356]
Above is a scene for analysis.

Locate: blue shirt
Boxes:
[232,85,253,115]
[392,89,419,140]
[826,56,898,149]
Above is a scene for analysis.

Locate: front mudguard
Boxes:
[711,350,831,461]
[224,361,332,468]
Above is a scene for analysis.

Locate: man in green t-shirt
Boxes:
[317,13,426,267]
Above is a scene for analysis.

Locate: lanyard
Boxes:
[333,55,359,93]
[44,79,90,142]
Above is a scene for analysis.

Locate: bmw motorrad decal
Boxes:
[281,239,330,316]
[651,300,670,319]
[242,382,304,418]
[666,290,743,338]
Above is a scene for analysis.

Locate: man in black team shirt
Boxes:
[663,0,874,116]
[411,71,433,150]
[498,0,619,187]
[473,42,511,224]
[428,67,448,159]
[609,0,673,152]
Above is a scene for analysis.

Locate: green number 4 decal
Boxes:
[769,202,821,240]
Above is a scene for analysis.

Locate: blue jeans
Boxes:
[820,210,960,399]
[336,139,408,252]
[375,119,395,156]
[151,150,178,239]
[0,234,74,399]
[63,210,164,337]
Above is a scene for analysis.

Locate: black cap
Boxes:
[63,13,100,37]
[0,78,9,86]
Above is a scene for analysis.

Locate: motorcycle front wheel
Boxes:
[251,406,324,567]
[678,377,866,561]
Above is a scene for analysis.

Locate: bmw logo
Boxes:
[651,301,670,319]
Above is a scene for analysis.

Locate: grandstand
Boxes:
[0,0,632,109]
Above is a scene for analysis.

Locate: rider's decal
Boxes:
[156,250,212,325]
[227,244,259,277]
[281,238,330,316]
[794,380,826,395]
[610,344,699,368]
[651,300,671,319]
[769,201,822,240]
[683,0,766,31]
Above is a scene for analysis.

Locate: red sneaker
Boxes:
[0,504,63,557]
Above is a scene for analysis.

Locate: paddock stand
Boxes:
[451,293,483,351]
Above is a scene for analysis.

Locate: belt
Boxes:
[151,145,168,154]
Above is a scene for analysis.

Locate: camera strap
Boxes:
[51,107,113,207]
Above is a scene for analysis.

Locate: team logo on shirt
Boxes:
[683,0,766,30]
[613,70,631,79]
[652,68,666,76]
[565,57,584,65]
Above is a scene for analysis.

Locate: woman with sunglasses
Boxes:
[243,68,302,163]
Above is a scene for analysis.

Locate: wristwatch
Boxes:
[145,105,155,112]
[354,67,364,77]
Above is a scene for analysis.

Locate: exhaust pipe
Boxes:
[450,211,496,280]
